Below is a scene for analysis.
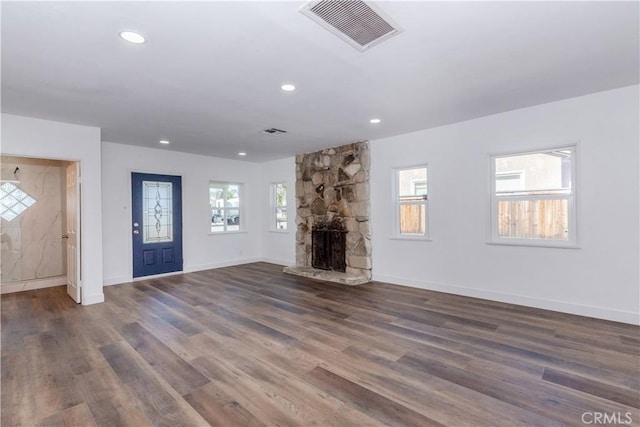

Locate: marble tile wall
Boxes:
[0,156,66,284]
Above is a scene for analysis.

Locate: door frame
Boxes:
[127,168,185,280]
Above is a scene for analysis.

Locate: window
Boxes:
[271,182,287,231]
[491,146,576,246]
[0,182,36,222]
[210,182,242,232]
[394,166,428,237]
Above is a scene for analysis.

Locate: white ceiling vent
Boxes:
[300,1,402,52]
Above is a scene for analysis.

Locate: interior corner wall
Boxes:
[369,85,640,325]
[0,114,104,305]
[260,156,296,266]
[101,142,264,285]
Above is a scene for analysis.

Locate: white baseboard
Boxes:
[260,257,294,266]
[104,271,190,286]
[373,273,640,325]
[133,271,185,281]
[184,257,262,273]
[82,292,105,305]
[101,263,638,324]
[103,257,264,287]
[103,276,131,287]
[0,275,67,294]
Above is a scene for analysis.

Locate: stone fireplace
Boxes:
[284,141,371,285]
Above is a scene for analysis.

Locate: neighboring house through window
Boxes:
[210,182,242,232]
[495,171,524,192]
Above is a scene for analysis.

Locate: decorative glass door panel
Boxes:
[142,181,173,243]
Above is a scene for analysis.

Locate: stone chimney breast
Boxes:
[284,141,371,285]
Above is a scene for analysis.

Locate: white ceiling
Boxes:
[2,1,638,162]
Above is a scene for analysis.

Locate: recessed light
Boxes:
[120,31,146,44]
[238,152,247,156]
[159,140,170,145]
[281,84,296,92]
[370,118,381,124]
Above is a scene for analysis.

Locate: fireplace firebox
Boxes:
[312,229,346,272]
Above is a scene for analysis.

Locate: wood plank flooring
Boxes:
[2,262,639,426]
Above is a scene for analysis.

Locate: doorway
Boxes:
[0,156,81,302]
[131,173,183,278]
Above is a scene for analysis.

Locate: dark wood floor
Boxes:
[2,262,639,426]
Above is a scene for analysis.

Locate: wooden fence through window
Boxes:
[400,204,426,235]
[498,199,568,239]
[399,199,567,239]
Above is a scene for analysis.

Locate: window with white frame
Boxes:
[271,182,287,230]
[491,146,576,246]
[210,182,242,233]
[394,166,428,237]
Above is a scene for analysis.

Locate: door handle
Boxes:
[62,234,69,239]
[133,230,139,235]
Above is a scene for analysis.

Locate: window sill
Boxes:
[389,235,432,242]
[268,229,289,234]
[486,241,580,249]
[208,230,248,236]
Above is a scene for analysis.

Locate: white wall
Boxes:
[101,142,263,285]
[4,86,638,324]
[260,156,296,266]
[369,85,639,324]
[1,114,104,304]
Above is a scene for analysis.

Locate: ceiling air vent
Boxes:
[261,128,288,136]
[300,1,402,52]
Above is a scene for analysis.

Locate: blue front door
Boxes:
[132,173,183,278]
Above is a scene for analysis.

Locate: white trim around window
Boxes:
[392,165,430,240]
[269,182,288,232]
[489,144,579,248]
[209,181,244,233]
